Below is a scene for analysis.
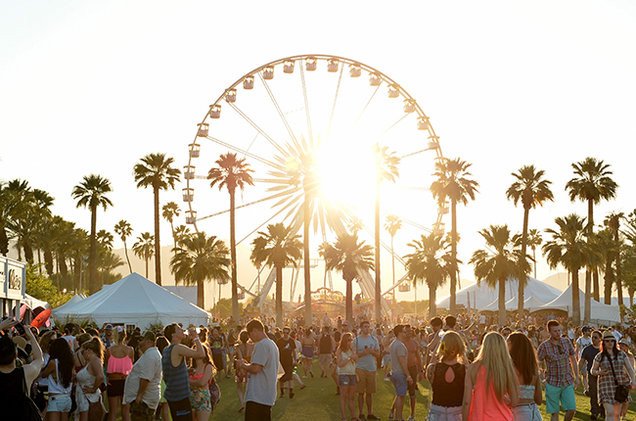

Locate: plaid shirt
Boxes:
[538,337,575,387]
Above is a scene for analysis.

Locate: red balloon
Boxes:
[31,308,51,328]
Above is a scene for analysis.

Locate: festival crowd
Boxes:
[0,312,635,421]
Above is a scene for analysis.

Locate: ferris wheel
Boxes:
[182,54,446,310]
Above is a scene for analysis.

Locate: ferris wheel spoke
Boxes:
[299,63,314,144]
[204,135,282,170]
[355,84,381,124]
[227,102,287,156]
[258,74,300,149]
[195,190,298,222]
[236,205,290,246]
[326,65,345,139]
[400,148,429,159]
[375,114,409,144]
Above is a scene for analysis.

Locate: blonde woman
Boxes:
[463,331,518,421]
[425,331,467,421]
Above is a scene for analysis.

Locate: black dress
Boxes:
[276,338,296,382]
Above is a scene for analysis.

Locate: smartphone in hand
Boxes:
[14,322,26,336]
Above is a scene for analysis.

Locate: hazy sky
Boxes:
[2,1,636,303]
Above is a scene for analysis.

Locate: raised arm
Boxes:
[23,325,44,388]
[175,337,205,359]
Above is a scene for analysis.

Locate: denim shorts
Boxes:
[391,372,408,397]
[338,374,357,386]
[47,394,72,413]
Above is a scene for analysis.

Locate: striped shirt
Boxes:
[162,345,190,401]
[537,337,575,387]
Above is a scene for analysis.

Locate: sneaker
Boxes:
[407,416,415,421]
[359,415,366,421]
[289,390,295,399]
[367,415,380,420]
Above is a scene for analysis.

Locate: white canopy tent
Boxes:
[437,277,562,310]
[23,293,50,309]
[482,295,546,312]
[53,294,85,314]
[534,284,620,323]
[53,273,210,328]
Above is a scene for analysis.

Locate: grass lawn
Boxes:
[210,361,636,420]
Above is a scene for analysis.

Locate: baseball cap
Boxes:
[104,324,113,330]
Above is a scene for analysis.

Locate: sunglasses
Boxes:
[603,339,616,342]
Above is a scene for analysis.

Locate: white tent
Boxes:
[23,294,50,309]
[437,277,562,309]
[481,295,546,312]
[53,294,85,314]
[53,273,210,328]
[534,284,620,323]
[163,286,197,307]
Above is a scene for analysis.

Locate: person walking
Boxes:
[590,330,636,421]
[537,320,578,421]
[122,331,162,421]
[318,327,335,378]
[41,338,75,421]
[77,337,106,421]
[507,332,542,421]
[580,330,603,420]
[354,320,380,421]
[238,319,280,421]
[106,328,134,421]
[388,325,412,421]
[234,330,252,413]
[425,331,466,421]
[403,325,423,421]
[276,327,296,398]
[335,332,358,421]
[463,331,518,421]
[162,323,206,421]
[575,326,593,395]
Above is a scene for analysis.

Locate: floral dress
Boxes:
[593,351,631,404]
[189,367,212,412]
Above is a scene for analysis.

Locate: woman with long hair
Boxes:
[105,328,134,421]
[425,331,467,421]
[234,330,252,412]
[40,338,75,421]
[188,344,216,421]
[73,333,92,371]
[77,337,105,421]
[335,332,358,421]
[507,332,542,421]
[463,331,518,421]
[35,330,58,413]
[591,331,636,421]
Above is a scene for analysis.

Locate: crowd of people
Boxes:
[0,312,635,421]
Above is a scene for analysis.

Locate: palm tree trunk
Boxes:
[615,230,624,312]
[593,269,600,301]
[518,207,529,312]
[123,239,132,274]
[89,205,98,293]
[498,276,506,326]
[628,288,634,307]
[533,247,537,279]
[374,182,381,323]
[302,193,312,327]
[145,257,149,278]
[0,224,8,256]
[584,199,593,322]
[604,261,614,305]
[428,283,436,318]
[153,187,162,285]
[73,255,81,292]
[345,277,353,326]
[24,242,34,264]
[450,199,458,313]
[391,236,396,304]
[229,190,239,322]
[275,265,283,328]
[572,269,581,324]
[44,248,54,275]
[37,249,42,275]
[197,279,204,308]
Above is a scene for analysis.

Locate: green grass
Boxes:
[210,361,636,420]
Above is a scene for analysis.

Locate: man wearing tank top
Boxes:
[161,323,205,421]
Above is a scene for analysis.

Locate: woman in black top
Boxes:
[425,331,466,420]
[276,327,296,398]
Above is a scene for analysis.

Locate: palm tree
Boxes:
[132,232,155,278]
[543,215,590,324]
[208,152,254,322]
[134,153,181,285]
[171,232,230,308]
[250,223,302,327]
[385,215,402,303]
[566,158,618,319]
[320,232,374,326]
[173,225,191,247]
[430,158,479,312]
[404,231,450,317]
[527,229,543,279]
[592,228,620,305]
[373,146,400,322]
[605,212,625,306]
[506,165,553,311]
[114,220,133,274]
[470,225,528,325]
[162,201,181,251]
[72,175,113,293]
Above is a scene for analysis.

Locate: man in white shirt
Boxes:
[238,319,280,421]
[123,331,162,420]
[575,326,593,395]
